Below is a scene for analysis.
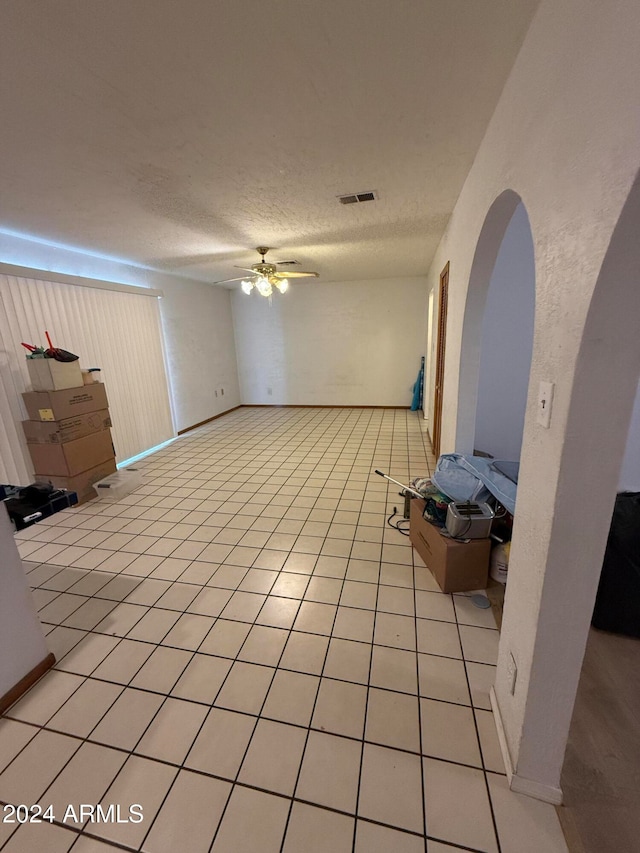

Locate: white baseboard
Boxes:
[489,686,564,806]
[510,774,564,805]
[490,685,515,779]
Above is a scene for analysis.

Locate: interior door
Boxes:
[432,262,449,459]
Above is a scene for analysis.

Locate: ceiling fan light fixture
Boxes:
[230,247,318,296]
[256,276,272,297]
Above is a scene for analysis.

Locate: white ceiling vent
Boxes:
[338,191,378,205]
[276,259,300,266]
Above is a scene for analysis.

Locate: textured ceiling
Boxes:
[0,0,539,286]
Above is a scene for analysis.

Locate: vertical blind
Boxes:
[0,271,175,484]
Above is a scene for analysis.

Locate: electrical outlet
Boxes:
[537,381,554,428]
[507,652,517,695]
[267,387,273,396]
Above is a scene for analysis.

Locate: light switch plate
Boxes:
[537,381,555,428]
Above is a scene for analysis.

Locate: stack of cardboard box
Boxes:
[21,360,116,504]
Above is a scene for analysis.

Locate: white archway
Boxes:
[473,202,535,460]
[456,190,527,454]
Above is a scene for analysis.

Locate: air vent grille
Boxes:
[338,190,377,205]
[276,260,300,266]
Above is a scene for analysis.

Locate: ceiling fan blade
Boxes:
[233,266,261,274]
[213,276,252,285]
[274,271,319,279]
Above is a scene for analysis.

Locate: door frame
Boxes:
[431,262,449,458]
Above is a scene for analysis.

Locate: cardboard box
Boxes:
[27,357,83,392]
[22,384,109,421]
[35,458,117,505]
[27,429,115,477]
[22,410,112,444]
[410,498,490,593]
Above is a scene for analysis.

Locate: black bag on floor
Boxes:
[592,492,640,637]
[4,482,78,531]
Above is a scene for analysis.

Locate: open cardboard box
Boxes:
[27,357,83,392]
[410,498,490,593]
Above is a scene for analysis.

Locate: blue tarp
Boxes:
[431,453,517,515]
[410,357,425,411]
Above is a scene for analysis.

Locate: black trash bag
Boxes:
[5,483,77,531]
[592,492,640,637]
[45,348,79,362]
[19,483,59,505]
[44,331,79,361]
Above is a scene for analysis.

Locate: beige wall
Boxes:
[232,277,427,407]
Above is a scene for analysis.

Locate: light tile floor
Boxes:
[1,407,568,852]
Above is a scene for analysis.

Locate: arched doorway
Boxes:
[455,189,534,456]
[473,202,535,461]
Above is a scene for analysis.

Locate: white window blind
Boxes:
[0,271,175,484]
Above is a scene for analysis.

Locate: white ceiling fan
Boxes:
[215,246,319,297]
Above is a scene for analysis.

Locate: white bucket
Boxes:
[490,541,510,584]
